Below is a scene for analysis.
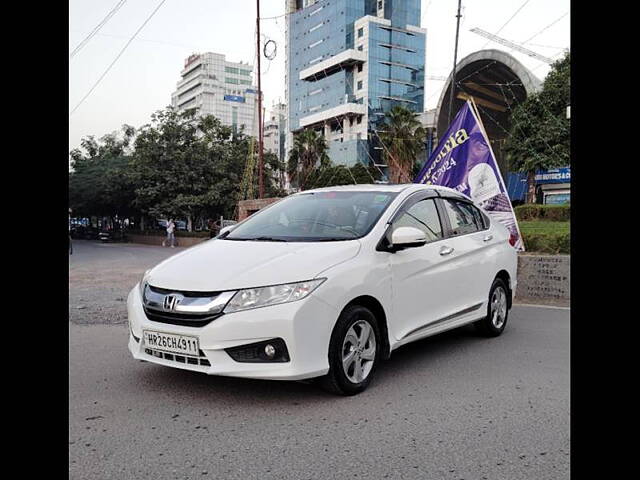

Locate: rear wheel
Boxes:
[319,305,380,396]
[474,278,510,337]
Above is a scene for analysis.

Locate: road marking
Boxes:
[513,303,570,311]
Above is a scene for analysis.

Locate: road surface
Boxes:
[69,240,569,479]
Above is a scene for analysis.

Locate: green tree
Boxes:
[304,161,381,189]
[504,53,570,203]
[287,129,330,191]
[131,108,251,228]
[378,106,426,184]
[69,125,137,225]
[130,107,283,227]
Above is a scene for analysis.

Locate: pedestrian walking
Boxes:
[163,219,176,248]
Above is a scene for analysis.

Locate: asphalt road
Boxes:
[69,240,570,480]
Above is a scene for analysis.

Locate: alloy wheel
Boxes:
[341,319,376,383]
[491,286,508,329]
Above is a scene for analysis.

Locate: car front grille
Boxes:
[144,347,211,367]
[142,284,228,327]
[143,307,223,327]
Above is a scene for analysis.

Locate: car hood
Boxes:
[146,238,361,292]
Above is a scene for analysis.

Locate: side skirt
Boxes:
[391,302,485,351]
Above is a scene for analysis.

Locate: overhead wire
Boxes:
[521,11,569,44]
[69,0,168,116]
[70,0,128,58]
[480,0,532,50]
[69,29,206,51]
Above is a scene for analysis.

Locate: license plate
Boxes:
[143,330,200,356]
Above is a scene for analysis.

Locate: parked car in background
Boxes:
[70,225,99,240]
[128,184,517,395]
[98,229,126,242]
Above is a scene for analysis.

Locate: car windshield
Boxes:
[225,191,399,242]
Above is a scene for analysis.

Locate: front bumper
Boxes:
[127,285,337,380]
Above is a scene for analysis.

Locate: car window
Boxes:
[442,199,481,236]
[393,198,443,242]
[470,205,488,230]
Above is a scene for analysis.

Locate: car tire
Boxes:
[319,305,381,396]
[474,278,510,337]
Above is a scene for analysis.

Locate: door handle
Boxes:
[483,234,493,242]
[439,246,454,256]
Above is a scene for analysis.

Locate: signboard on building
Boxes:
[544,192,570,205]
[534,167,570,184]
[224,95,245,103]
[184,54,200,68]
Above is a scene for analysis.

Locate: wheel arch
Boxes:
[343,295,391,360]
[495,270,513,309]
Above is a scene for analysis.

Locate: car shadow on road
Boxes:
[129,324,494,405]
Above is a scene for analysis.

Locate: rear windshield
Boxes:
[225,191,399,242]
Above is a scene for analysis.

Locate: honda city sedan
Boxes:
[127,184,517,395]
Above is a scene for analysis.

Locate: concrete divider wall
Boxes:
[127,234,208,248]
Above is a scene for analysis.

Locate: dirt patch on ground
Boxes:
[69,241,182,325]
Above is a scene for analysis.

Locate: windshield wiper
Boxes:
[314,237,355,242]
[245,236,288,242]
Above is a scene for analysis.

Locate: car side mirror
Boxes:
[218,225,236,238]
[390,226,427,251]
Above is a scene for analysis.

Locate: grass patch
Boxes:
[519,220,570,254]
[519,221,570,236]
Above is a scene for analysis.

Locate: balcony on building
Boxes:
[299,101,366,129]
[299,49,366,82]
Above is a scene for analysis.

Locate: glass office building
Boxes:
[285,0,425,169]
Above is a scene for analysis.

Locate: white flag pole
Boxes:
[467,97,525,251]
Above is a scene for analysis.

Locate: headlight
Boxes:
[223,278,326,313]
[139,269,151,299]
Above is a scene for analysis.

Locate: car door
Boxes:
[387,193,463,342]
[436,196,496,312]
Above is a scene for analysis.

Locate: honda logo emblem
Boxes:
[163,293,183,311]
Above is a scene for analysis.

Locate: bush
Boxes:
[522,232,570,254]
[515,204,570,221]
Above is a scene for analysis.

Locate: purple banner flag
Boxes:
[414,100,524,250]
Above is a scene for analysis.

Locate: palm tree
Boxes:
[287,129,330,191]
[378,106,426,184]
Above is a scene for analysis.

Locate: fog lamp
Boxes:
[264,344,276,358]
[225,338,290,363]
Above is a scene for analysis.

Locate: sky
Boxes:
[68,0,570,152]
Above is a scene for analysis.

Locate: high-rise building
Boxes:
[264,101,287,162]
[264,101,289,191]
[285,0,426,169]
[171,52,259,137]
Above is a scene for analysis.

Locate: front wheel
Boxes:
[474,278,510,337]
[319,305,380,396]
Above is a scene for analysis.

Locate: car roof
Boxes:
[302,183,470,199]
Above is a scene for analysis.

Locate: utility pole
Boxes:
[256,0,264,198]
[447,0,462,125]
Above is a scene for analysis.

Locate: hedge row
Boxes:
[522,232,570,254]
[515,204,570,222]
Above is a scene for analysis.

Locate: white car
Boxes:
[128,184,517,395]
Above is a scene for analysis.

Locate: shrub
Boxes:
[522,232,570,254]
[515,204,570,221]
